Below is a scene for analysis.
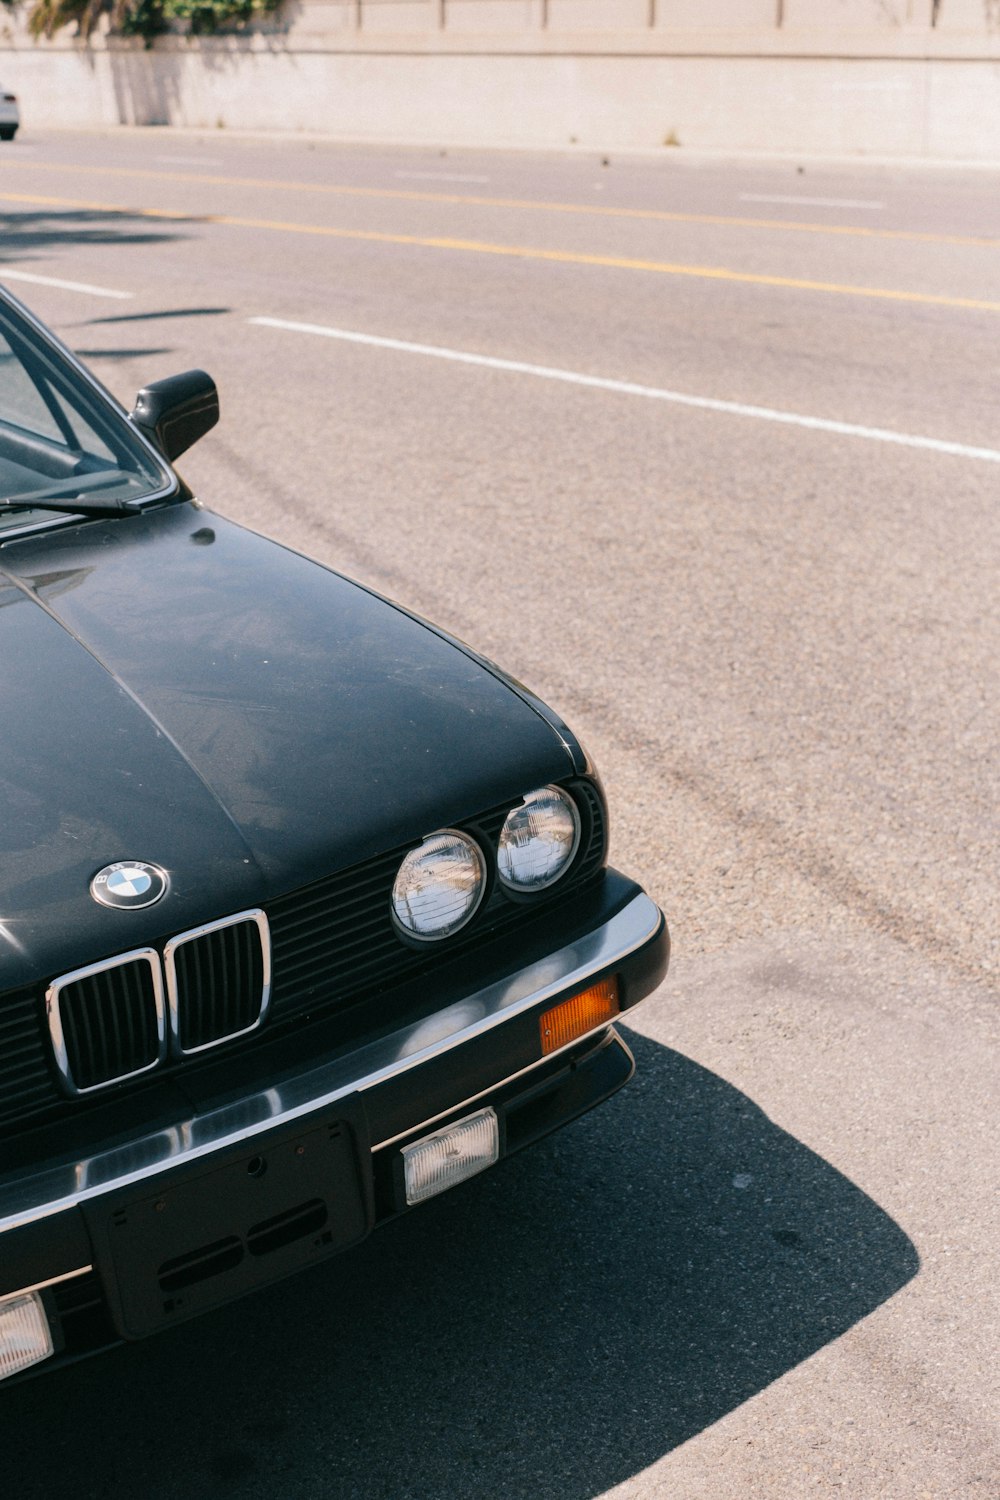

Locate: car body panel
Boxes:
[0,503,573,988]
[0,568,261,989]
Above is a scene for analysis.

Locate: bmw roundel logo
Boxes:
[90,861,169,911]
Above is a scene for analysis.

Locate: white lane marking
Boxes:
[156,154,225,167]
[739,193,885,210]
[395,171,491,184]
[249,317,1000,465]
[1,269,134,300]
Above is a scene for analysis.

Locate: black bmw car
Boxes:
[0,283,668,1382]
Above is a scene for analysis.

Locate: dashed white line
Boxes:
[739,193,885,210]
[156,154,225,167]
[395,171,491,184]
[1,269,134,300]
[249,317,1000,465]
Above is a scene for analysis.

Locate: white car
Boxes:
[0,84,19,141]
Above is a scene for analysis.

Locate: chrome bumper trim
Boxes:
[371,1025,634,1153]
[2,1267,94,1301]
[0,892,662,1235]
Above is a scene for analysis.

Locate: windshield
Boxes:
[0,296,171,532]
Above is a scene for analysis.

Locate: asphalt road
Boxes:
[1,131,997,1499]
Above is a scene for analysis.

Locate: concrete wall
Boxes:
[2,1,1000,159]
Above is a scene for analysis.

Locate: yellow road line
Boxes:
[4,158,999,250]
[4,189,1000,313]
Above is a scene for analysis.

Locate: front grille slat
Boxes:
[48,952,162,1095]
[189,934,204,1050]
[0,989,54,1126]
[168,913,267,1055]
[228,925,242,1038]
[107,966,126,1080]
[272,870,400,930]
[3,779,606,1129]
[270,912,395,973]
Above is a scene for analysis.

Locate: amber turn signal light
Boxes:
[539,977,620,1056]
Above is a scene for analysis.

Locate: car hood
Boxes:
[0,503,573,988]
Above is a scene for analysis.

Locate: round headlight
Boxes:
[391,830,486,941]
[497,787,581,893]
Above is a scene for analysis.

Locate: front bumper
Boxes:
[0,876,668,1375]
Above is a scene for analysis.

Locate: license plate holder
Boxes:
[85,1103,371,1339]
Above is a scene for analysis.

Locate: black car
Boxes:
[0,284,668,1382]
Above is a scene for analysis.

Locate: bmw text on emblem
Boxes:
[90,861,169,911]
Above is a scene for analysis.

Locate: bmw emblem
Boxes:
[90,861,168,911]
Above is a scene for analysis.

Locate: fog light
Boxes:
[0,1292,54,1382]
[539,977,619,1056]
[402,1107,499,1205]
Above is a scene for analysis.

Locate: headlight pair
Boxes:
[391,786,582,943]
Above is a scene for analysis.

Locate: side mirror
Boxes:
[130,370,219,462]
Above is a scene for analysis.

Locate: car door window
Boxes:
[0,305,169,522]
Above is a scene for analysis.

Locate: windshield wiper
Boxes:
[1,496,138,517]
[0,469,142,518]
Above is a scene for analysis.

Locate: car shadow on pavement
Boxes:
[72,348,174,362]
[84,308,232,325]
[0,210,189,261]
[2,1031,918,1500]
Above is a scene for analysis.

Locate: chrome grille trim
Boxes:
[45,949,166,1096]
[164,909,271,1057]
